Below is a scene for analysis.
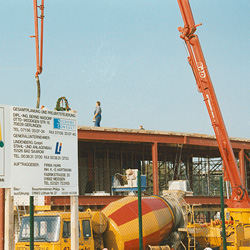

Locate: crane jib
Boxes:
[177,0,250,208]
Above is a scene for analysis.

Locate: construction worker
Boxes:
[93,101,102,127]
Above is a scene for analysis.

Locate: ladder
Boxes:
[187,206,196,250]
[17,204,27,225]
[173,144,183,180]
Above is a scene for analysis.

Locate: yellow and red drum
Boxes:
[102,196,176,250]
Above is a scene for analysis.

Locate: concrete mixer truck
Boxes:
[15,195,187,250]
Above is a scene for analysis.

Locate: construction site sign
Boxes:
[0,105,79,196]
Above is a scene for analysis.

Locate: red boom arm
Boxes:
[31,0,44,78]
[177,0,250,208]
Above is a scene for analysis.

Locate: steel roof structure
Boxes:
[45,126,250,215]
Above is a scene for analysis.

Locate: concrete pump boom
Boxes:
[32,0,44,78]
[177,0,250,208]
[30,0,44,109]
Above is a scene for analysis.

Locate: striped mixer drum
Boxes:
[102,196,180,250]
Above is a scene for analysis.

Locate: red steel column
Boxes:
[239,149,246,188]
[0,188,4,250]
[88,150,93,182]
[152,142,159,195]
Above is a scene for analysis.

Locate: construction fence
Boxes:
[1,178,224,250]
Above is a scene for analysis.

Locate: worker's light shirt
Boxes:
[94,106,102,115]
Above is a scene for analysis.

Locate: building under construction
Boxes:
[43,126,250,221]
[2,125,250,249]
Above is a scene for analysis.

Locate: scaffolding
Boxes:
[78,141,232,198]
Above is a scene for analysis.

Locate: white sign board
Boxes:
[0,105,78,196]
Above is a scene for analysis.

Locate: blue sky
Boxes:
[1,0,250,138]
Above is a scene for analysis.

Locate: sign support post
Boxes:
[71,196,79,250]
[30,196,34,250]
[4,189,14,250]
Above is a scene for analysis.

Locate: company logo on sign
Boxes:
[55,142,62,154]
[54,118,76,130]
[0,122,4,148]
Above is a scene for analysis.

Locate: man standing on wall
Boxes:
[93,101,102,127]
